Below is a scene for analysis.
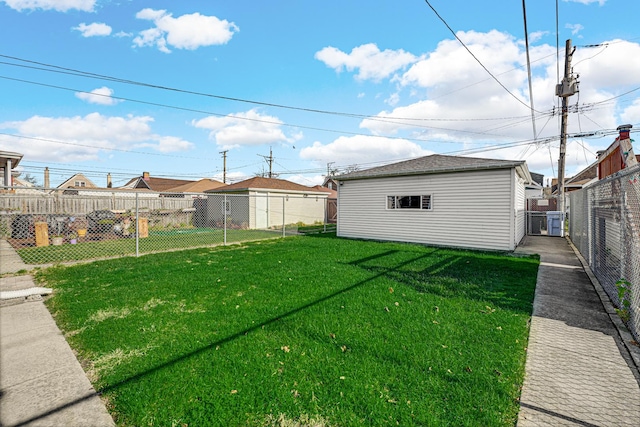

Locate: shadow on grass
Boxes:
[14,248,427,426]
[16,245,538,426]
[350,248,538,314]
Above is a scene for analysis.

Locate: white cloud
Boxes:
[2,0,95,12]
[399,30,530,90]
[75,87,120,105]
[318,31,640,183]
[529,31,549,43]
[357,31,564,142]
[565,23,584,35]
[215,171,249,184]
[137,136,194,153]
[192,109,296,150]
[74,22,112,37]
[287,174,325,186]
[133,8,239,53]
[620,99,640,124]
[572,40,640,91]
[315,43,418,82]
[0,113,193,162]
[299,135,432,166]
[563,0,606,5]
[385,92,400,107]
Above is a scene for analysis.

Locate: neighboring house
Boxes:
[120,171,196,193]
[323,177,339,191]
[565,162,598,192]
[165,178,225,194]
[205,177,330,229]
[12,177,42,194]
[57,173,97,190]
[336,154,532,252]
[526,172,545,198]
[597,124,638,180]
[0,150,23,189]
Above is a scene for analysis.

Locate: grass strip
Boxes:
[17,228,282,264]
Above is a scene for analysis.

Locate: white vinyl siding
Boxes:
[514,171,527,246]
[338,169,517,251]
[265,193,327,226]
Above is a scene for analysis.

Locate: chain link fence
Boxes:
[568,164,640,341]
[526,197,560,236]
[0,188,335,267]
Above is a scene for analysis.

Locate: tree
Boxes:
[17,172,39,186]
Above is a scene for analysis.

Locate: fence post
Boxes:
[223,195,227,245]
[282,196,285,238]
[135,192,139,257]
[324,197,327,233]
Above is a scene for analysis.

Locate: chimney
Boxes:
[107,173,112,188]
[143,171,150,181]
[44,167,50,189]
[618,124,632,140]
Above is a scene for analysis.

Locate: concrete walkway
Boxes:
[516,235,640,427]
[0,245,114,426]
[0,239,29,274]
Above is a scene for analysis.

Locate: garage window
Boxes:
[387,195,432,210]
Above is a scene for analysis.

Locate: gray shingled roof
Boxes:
[337,154,527,181]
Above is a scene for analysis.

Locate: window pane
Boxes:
[398,196,420,208]
[387,196,396,209]
[422,195,431,210]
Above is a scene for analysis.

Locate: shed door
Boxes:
[255,193,268,229]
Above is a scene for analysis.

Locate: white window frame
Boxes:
[386,195,432,210]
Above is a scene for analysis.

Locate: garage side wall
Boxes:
[267,194,328,226]
[337,169,515,251]
[514,171,527,246]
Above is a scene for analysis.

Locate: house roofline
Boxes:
[337,161,528,181]
[207,187,329,196]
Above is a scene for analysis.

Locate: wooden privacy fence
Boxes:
[0,192,198,214]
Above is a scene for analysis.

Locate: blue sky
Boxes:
[1,0,640,188]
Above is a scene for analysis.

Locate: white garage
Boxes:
[336,154,532,251]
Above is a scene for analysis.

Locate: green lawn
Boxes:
[17,228,283,264]
[38,234,539,426]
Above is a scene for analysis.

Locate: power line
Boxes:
[423,0,543,114]
[0,75,542,145]
[0,132,217,161]
[521,0,538,141]
[0,54,544,124]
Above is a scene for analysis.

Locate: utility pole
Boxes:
[259,147,274,178]
[219,150,228,183]
[326,162,335,177]
[556,39,577,234]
